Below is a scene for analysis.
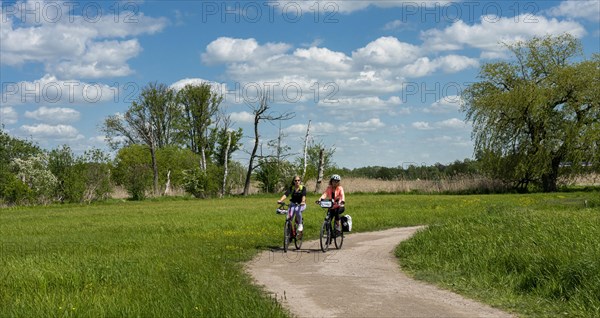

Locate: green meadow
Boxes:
[1,192,599,317]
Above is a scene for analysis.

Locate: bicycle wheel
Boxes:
[334,226,344,249]
[294,223,303,250]
[283,220,292,252]
[319,221,331,252]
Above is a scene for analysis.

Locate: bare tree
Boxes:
[315,148,324,193]
[242,93,294,195]
[302,120,311,181]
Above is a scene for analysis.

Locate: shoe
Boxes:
[297,224,304,232]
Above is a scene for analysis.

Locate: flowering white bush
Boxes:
[12,154,58,204]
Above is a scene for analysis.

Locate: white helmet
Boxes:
[330,174,341,182]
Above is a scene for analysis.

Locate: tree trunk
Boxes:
[221,131,231,198]
[315,148,324,193]
[541,156,561,192]
[243,117,260,196]
[302,120,311,181]
[163,170,171,196]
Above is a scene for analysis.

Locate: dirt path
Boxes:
[246,226,514,317]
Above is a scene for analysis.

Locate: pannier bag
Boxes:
[341,215,352,232]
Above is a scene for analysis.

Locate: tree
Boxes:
[0,128,42,204]
[242,93,294,195]
[104,82,178,195]
[176,83,222,171]
[462,34,600,192]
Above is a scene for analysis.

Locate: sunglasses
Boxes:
[294,179,301,182]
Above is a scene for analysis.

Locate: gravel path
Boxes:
[246,226,514,317]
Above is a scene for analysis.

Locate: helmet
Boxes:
[330,174,341,182]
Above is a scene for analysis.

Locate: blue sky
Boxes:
[1,0,599,169]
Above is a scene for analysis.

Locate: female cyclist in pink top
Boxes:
[317,174,345,233]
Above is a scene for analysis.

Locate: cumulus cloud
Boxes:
[201,37,291,64]
[2,74,119,106]
[169,78,228,96]
[423,95,462,114]
[268,1,450,14]
[547,1,600,22]
[318,96,401,111]
[1,106,18,125]
[352,37,421,66]
[412,118,468,130]
[229,111,255,123]
[421,14,586,56]
[1,0,167,78]
[19,123,83,140]
[25,106,80,124]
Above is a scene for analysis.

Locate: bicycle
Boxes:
[316,200,344,252]
[277,202,303,252]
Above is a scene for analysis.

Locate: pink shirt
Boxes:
[320,185,345,203]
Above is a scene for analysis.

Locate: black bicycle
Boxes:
[317,200,344,252]
[278,202,303,252]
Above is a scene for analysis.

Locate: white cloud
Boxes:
[1,1,167,78]
[229,111,255,123]
[269,1,450,14]
[436,118,467,129]
[547,1,600,22]
[412,118,468,130]
[421,15,586,56]
[2,74,119,106]
[352,37,421,67]
[1,106,18,125]
[423,95,462,114]
[49,40,141,78]
[19,123,83,140]
[25,106,80,124]
[169,78,228,95]
[383,20,405,31]
[412,121,433,130]
[201,37,291,64]
[401,55,478,77]
[318,96,402,114]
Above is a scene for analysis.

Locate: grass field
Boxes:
[1,191,599,317]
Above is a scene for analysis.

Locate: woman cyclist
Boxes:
[277,176,307,238]
[317,174,345,234]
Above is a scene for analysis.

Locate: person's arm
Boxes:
[278,188,290,203]
[277,194,287,203]
[316,187,328,203]
[339,187,346,205]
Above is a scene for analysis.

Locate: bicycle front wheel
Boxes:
[319,221,331,252]
[283,220,292,252]
[294,224,303,250]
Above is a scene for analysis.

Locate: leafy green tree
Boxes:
[48,145,86,203]
[80,148,113,202]
[462,34,599,192]
[176,83,222,171]
[112,145,152,200]
[156,145,199,188]
[104,82,179,195]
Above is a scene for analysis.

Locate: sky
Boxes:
[1,0,599,169]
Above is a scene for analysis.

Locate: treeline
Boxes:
[340,159,480,181]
